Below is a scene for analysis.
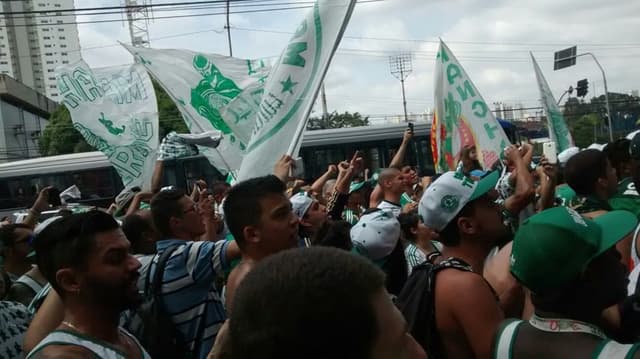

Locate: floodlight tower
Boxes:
[389,53,413,122]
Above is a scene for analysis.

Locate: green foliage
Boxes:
[307,111,369,130]
[39,81,188,156]
[39,105,88,155]
[570,114,608,148]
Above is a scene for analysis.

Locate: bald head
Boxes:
[378,168,401,187]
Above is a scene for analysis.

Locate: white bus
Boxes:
[0,122,444,214]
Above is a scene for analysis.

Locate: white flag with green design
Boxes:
[237,0,357,181]
[531,53,574,152]
[122,44,271,174]
[56,61,159,190]
[433,40,511,173]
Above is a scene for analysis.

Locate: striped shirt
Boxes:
[149,239,230,359]
[405,243,427,274]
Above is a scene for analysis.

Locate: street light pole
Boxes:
[579,53,613,142]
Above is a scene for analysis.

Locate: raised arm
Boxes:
[503,146,536,216]
[389,129,413,169]
[535,156,557,212]
[310,165,337,195]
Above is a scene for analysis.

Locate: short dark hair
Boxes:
[0,223,32,248]
[34,211,119,296]
[230,247,385,359]
[150,188,185,238]
[438,201,477,247]
[603,139,631,178]
[121,212,154,255]
[377,168,400,187]
[223,175,285,247]
[398,212,419,242]
[564,149,609,196]
[311,220,352,250]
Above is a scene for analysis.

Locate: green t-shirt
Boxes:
[609,177,640,218]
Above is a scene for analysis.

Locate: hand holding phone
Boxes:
[542,141,558,164]
[408,122,414,135]
[289,157,305,178]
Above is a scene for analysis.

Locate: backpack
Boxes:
[121,245,188,358]
[395,252,473,358]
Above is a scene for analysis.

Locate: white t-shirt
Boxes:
[377,200,402,217]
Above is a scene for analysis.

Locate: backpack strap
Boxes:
[493,319,523,359]
[149,244,181,296]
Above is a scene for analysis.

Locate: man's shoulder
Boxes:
[435,268,496,305]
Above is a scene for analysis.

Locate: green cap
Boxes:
[349,181,366,194]
[510,206,637,294]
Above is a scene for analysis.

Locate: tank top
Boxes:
[493,319,639,359]
[26,328,151,359]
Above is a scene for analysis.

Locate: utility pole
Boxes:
[225,0,233,56]
[389,53,412,122]
[321,83,329,128]
[554,46,613,141]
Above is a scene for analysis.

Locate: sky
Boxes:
[75,0,640,120]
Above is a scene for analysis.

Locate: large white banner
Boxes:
[56,61,159,190]
[531,53,574,152]
[237,0,357,181]
[433,40,511,173]
[122,44,271,174]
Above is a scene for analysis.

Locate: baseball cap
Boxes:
[349,181,366,194]
[27,216,63,258]
[290,193,313,219]
[418,170,500,232]
[350,209,401,262]
[558,147,580,166]
[630,132,640,160]
[510,206,637,294]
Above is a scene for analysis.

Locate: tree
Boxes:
[39,81,188,156]
[571,114,607,148]
[307,111,369,130]
[563,93,640,143]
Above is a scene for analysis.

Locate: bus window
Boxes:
[181,157,223,190]
[0,179,29,209]
[416,138,435,176]
[68,169,116,200]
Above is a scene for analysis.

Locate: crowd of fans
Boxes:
[2,129,640,358]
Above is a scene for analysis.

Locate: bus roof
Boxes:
[0,151,110,178]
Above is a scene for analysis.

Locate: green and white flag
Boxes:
[56,61,159,190]
[237,0,357,181]
[433,40,511,173]
[531,53,574,152]
[122,44,271,174]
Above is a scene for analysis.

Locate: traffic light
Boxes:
[576,79,589,97]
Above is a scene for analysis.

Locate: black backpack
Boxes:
[121,245,188,358]
[395,252,473,358]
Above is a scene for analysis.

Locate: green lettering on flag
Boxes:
[446,64,462,85]
[456,80,476,101]
[472,101,488,117]
[282,42,308,67]
[484,122,500,140]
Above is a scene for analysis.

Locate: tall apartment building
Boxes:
[0,0,81,101]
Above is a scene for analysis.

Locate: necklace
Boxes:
[62,321,81,332]
[529,314,607,339]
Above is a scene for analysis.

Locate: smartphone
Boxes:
[408,122,414,135]
[48,187,61,207]
[543,141,557,164]
[290,157,305,178]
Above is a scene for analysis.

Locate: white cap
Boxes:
[350,210,400,261]
[418,171,500,232]
[557,147,580,166]
[587,143,606,151]
[290,193,313,219]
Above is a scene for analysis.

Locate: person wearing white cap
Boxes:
[351,208,407,296]
[407,170,508,358]
[290,192,328,247]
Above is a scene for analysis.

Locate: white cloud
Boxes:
[73,0,639,117]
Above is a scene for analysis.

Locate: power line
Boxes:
[0,1,312,20]
[0,0,384,28]
[233,26,640,48]
[0,0,274,15]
